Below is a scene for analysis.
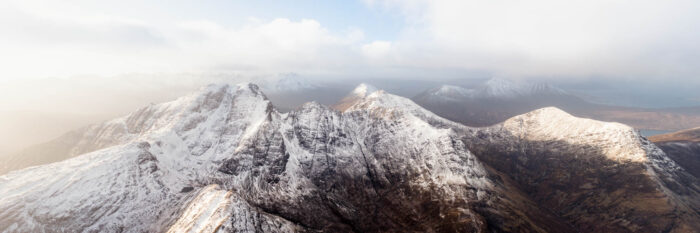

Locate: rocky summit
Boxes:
[0,83,697,232]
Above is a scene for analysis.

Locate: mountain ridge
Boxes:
[0,82,697,232]
[649,127,700,178]
[413,78,700,132]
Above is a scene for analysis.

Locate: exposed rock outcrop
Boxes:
[0,83,697,233]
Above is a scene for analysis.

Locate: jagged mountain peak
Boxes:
[332,83,380,111]
[0,81,513,232]
[345,88,417,112]
[345,89,467,132]
[1,82,698,232]
[339,83,418,111]
[120,82,271,134]
[331,84,459,127]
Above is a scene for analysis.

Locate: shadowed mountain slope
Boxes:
[0,83,697,232]
[650,127,700,178]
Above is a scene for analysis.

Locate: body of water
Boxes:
[638,129,673,137]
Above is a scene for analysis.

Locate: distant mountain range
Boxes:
[1,83,697,232]
[412,78,700,131]
[412,78,584,127]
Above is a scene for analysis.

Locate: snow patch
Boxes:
[502,107,647,162]
[167,185,232,233]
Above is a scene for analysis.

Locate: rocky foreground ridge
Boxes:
[0,83,697,232]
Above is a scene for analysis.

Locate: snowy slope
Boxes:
[465,107,700,232]
[167,185,232,233]
[501,107,648,162]
[331,83,379,111]
[0,87,220,175]
[650,128,700,178]
[0,83,576,232]
[0,83,277,232]
[0,83,697,232]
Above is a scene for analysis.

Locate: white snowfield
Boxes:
[0,82,693,232]
[501,107,648,162]
[167,185,232,233]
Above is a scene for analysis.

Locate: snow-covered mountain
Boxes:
[417,78,568,103]
[464,107,700,232]
[0,83,554,232]
[413,78,700,131]
[331,83,379,111]
[0,83,697,232]
[413,78,587,127]
[0,95,206,175]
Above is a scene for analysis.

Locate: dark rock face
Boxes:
[216,102,572,232]
[0,83,698,233]
[654,142,700,178]
[650,128,700,179]
[462,110,700,233]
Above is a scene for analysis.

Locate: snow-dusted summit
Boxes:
[0,83,697,232]
[465,107,700,232]
[331,83,379,111]
[0,83,562,232]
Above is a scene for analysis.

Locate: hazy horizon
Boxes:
[2,0,700,154]
[1,2,700,231]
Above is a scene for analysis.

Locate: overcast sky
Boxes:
[1,0,700,153]
[1,0,700,113]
